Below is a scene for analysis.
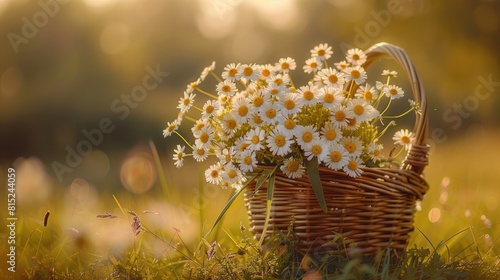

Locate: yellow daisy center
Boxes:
[270,89,280,96]
[364,91,373,100]
[274,78,283,86]
[347,118,357,127]
[253,114,263,124]
[196,149,205,156]
[304,90,314,101]
[226,119,237,130]
[195,122,205,131]
[222,85,232,93]
[325,129,337,141]
[401,136,411,144]
[302,132,313,143]
[345,142,357,153]
[243,66,253,77]
[328,75,338,84]
[227,169,237,179]
[352,54,360,60]
[373,149,381,157]
[284,119,296,129]
[334,110,346,122]
[200,132,209,143]
[353,104,364,115]
[330,151,342,162]
[238,105,248,117]
[244,156,253,165]
[177,152,183,160]
[168,124,176,132]
[287,160,299,172]
[210,169,219,178]
[183,98,191,106]
[275,135,286,147]
[390,88,398,95]
[323,93,334,103]
[265,108,277,119]
[284,99,296,110]
[318,49,325,56]
[253,96,264,107]
[310,62,317,68]
[281,62,289,69]
[351,70,361,79]
[262,69,270,77]
[228,68,237,77]
[347,160,358,171]
[251,135,260,145]
[205,105,214,114]
[311,145,323,156]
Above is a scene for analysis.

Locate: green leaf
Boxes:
[305,157,328,213]
[266,172,276,201]
[255,169,271,193]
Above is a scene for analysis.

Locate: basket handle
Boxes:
[362,42,429,175]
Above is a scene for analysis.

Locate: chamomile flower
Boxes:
[384,85,404,100]
[296,125,319,150]
[346,98,379,122]
[316,68,346,88]
[191,118,209,136]
[231,98,252,123]
[343,156,364,177]
[163,120,180,138]
[221,114,239,135]
[245,127,265,151]
[202,100,220,119]
[310,43,333,60]
[304,139,328,162]
[392,129,415,150]
[249,90,266,111]
[296,84,319,106]
[221,162,244,184]
[238,149,257,172]
[382,70,398,77]
[303,57,323,74]
[267,73,290,90]
[266,128,293,156]
[233,136,249,153]
[263,83,285,100]
[193,144,209,162]
[367,143,384,162]
[237,63,260,82]
[185,78,201,93]
[320,122,342,143]
[248,113,264,127]
[280,92,300,115]
[205,162,223,185]
[340,136,363,157]
[194,126,214,149]
[216,80,238,96]
[222,63,240,81]
[172,145,185,168]
[177,91,196,113]
[318,86,343,109]
[200,61,216,81]
[355,84,379,102]
[331,106,350,128]
[276,57,297,73]
[259,103,284,125]
[323,143,349,170]
[259,64,276,80]
[277,115,300,138]
[334,60,349,71]
[346,48,367,66]
[343,65,367,85]
[280,157,305,179]
[217,147,236,165]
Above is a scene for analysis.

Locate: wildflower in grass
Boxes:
[296,125,319,150]
[205,162,223,185]
[276,57,297,73]
[177,91,196,113]
[245,127,265,151]
[344,156,364,177]
[172,145,185,168]
[310,43,333,60]
[163,120,180,138]
[266,128,293,156]
[341,136,363,157]
[346,48,367,66]
[355,84,379,102]
[303,57,322,74]
[280,157,305,179]
[222,63,240,81]
[393,129,415,150]
[324,143,349,170]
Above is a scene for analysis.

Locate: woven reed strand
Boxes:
[244,43,430,256]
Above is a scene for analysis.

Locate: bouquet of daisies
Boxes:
[163,43,416,191]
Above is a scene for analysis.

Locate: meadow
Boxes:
[1,126,499,279]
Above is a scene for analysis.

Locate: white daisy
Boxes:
[217,147,236,165]
[259,103,284,125]
[310,43,333,60]
[238,149,257,172]
[233,136,249,154]
[237,63,260,82]
[280,157,305,179]
[249,90,266,111]
[163,119,180,138]
[343,156,364,177]
[330,106,350,128]
[346,98,379,123]
[216,80,238,96]
[172,145,185,168]
[280,92,300,115]
[221,113,239,135]
[346,48,367,66]
[266,128,293,156]
[334,60,349,71]
[191,118,209,136]
[205,162,223,185]
[367,143,384,162]
[194,126,214,149]
[231,98,252,123]
[193,145,209,162]
[259,64,276,80]
[296,125,319,150]
[266,73,290,90]
[384,85,404,100]
[222,63,240,81]
[304,139,328,162]
[200,61,216,81]
[177,91,196,113]
[277,115,300,138]
[185,78,200,94]
[355,84,379,102]
[222,162,244,184]
[320,122,342,143]
[201,100,220,119]
[340,136,363,157]
[316,68,346,88]
[343,65,367,85]
[263,83,285,100]
[392,129,415,150]
[382,70,398,77]
[318,86,343,110]
[245,127,265,151]
[296,84,319,107]
[303,57,323,74]
[276,57,297,73]
[323,143,349,171]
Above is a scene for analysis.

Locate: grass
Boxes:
[1,129,499,279]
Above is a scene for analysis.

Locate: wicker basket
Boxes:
[244,42,429,256]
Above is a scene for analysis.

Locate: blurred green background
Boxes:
[0,0,499,270]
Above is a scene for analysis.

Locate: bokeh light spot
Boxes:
[428,207,441,223]
[120,154,156,194]
[70,178,90,203]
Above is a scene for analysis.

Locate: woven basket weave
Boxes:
[244,42,429,256]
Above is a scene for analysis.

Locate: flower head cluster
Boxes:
[164,44,417,189]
